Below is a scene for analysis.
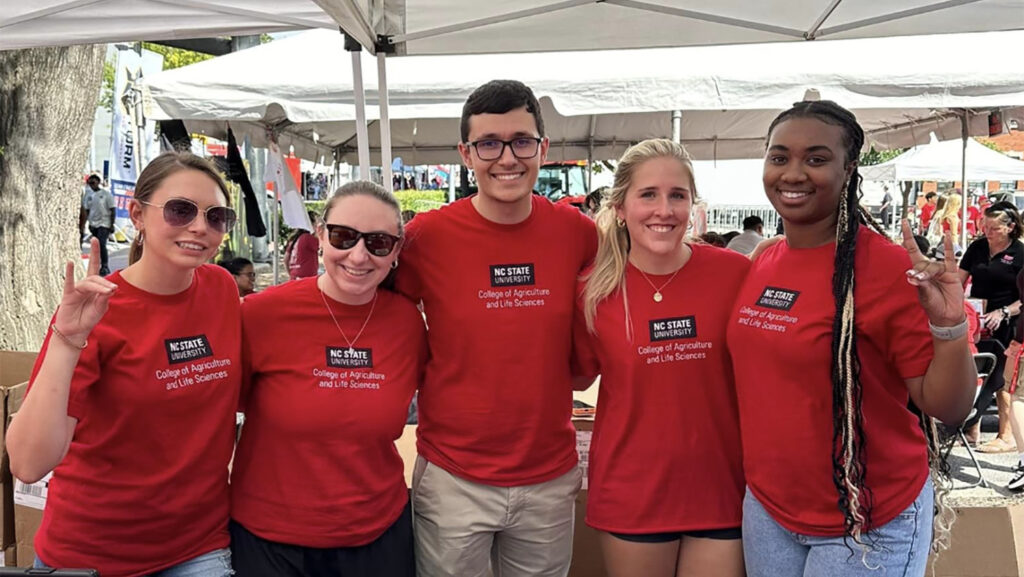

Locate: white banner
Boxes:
[109,47,163,226]
[266,143,313,231]
[110,48,141,187]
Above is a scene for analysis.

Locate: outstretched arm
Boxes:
[6,240,118,482]
[900,220,977,424]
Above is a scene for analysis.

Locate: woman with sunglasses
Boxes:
[229,181,425,577]
[219,257,257,296]
[8,151,242,577]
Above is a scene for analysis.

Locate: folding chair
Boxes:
[943,352,998,488]
[967,339,1008,428]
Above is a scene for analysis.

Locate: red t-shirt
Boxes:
[287,232,319,280]
[920,204,936,232]
[395,195,597,485]
[574,245,748,533]
[28,265,241,577]
[968,205,981,236]
[231,279,425,547]
[726,227,933,536]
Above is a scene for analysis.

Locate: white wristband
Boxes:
[929,319,969,341]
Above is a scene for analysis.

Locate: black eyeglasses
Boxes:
[467,137,543,161]
[325,224,401,257]
[140,198,237,234]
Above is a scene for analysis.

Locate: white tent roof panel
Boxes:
[314,0,1024,55]
[0,0,336,51]
[144,29,1024,163]
[861,135,1024,181]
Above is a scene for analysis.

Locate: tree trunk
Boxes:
[0,45,105,351]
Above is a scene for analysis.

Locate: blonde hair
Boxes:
[129,152,231,264]
[939,193,962,236]
[582,139,697,336]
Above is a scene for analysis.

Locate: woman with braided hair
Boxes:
[727,100,976,576]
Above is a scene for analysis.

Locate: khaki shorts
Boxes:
[411,456,582,577]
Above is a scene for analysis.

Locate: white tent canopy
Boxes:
[314,0,1024,56]
[143,29,1024,164]
[861,134,1024,182]
[3,0,1021,54]
[0,1,337,51]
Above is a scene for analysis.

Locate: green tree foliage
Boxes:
[859,146,905,166]
[141,42,214,70]
[979,139,1006,153]
[99,59,115,112]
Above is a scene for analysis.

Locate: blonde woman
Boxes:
[940,192,963,242]
[574,139,747,577]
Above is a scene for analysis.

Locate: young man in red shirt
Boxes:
[919,192,937,234]
[396,80,597,577]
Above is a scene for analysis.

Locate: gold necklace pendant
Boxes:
[653,292,663,303]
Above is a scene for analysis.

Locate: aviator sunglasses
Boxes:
[325,224,401,257]
[139,198,237,234]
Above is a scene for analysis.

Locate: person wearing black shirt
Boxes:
[959,202,1024,454]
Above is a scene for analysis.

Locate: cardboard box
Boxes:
[930,504,1024,576]
[13,464,46,568]
[0,351,37,566]
[569,418,605,577]
[14,497,42,568]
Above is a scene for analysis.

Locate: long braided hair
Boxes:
[766,101,953,554]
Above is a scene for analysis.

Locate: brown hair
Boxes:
[129,152,231,264]
[320,181,404,238]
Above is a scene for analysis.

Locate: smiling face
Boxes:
[458,106,548,221]
[318,194,402,305]
[763,117,854,235]
[616,156,693,271]
[130,169,228,272]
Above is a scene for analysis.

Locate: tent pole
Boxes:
[587,115,596,193]
[272,195,280,285]
[352,52,370,180]
[378,52,393,192]
[448,165,457,203]
[961,110,969,250]
[672,110,682,143]
[817,0,983,38]
[345,34,370,180]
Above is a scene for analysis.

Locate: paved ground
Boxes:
[947,421,1024,507]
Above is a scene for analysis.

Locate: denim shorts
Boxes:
[742,478,933,577]
[36,547,233,577]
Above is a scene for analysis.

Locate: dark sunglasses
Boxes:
[325,224,401,257]
[140,198,237,234]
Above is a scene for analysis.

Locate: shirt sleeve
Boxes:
[239,298,259,413]
[570,286,601,379]
[959,239,983,273]
[861,259,934,380]
[394,217,426,303]
[103,190,116,213]
[26,313,102,421]
[575,210,598,271]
